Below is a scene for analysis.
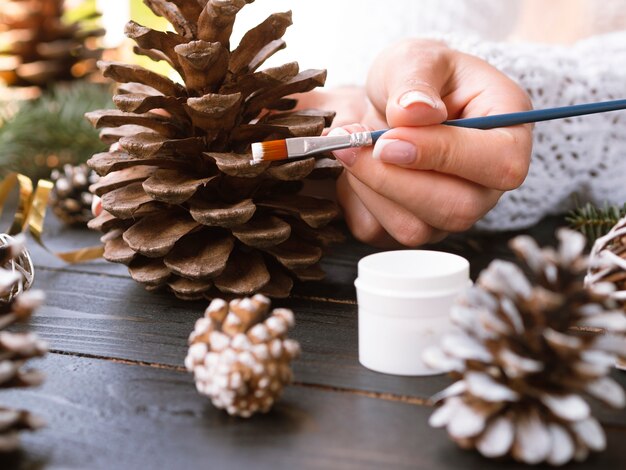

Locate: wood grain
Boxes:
[4,204,625,468]
[18,267,626,425]
[21,267,452,399]
[0,354,623,470]
[25,209,565,301]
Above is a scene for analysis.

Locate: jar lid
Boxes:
[357,250,469,294]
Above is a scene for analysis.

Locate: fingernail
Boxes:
[373,139,417,164]
[398,90,439,109]
[91,196,102,217]
[328,127,359,166]
[327,127,350,137]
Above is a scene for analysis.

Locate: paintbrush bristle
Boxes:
[251,140,288,163]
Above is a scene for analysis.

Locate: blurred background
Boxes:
[1,0,624,180]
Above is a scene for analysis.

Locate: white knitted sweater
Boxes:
[237,0,626,230]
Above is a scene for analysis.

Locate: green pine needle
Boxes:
[0,81,113,181]
[566,202,626,243]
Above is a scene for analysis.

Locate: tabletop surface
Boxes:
[1,214,625,470]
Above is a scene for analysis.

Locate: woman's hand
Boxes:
[333,39,533,247]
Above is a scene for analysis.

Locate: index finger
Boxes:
[373,123,533,191]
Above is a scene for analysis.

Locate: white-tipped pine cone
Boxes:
[0,234,47,452]
[185,294,299,418]
[424,229,626,466]
[587,215,626,303]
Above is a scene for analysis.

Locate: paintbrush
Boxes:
[251,98,626,163]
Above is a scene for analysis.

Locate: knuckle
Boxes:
[439,192,484,232]
[349,214,386,245]
[414,132,451,171]
[393,38,447,62]
[434,134,454,171]
[391,219,432,247]
[367,164,394,195]
[382,39,449,87]
[494,131,531,190]
[498,154,528,190]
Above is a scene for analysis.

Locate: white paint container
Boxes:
[355,250,470,376]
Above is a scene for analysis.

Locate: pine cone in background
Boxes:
[424,229,626,466]
[587,216,626,370]
[587,215,626,304]
[87,0,343,300]
[0,0,104,88]
[50,163,99,226]
[0,235,47,452]
[185,295,299,418]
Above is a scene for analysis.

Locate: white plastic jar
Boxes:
[355,250,470,376]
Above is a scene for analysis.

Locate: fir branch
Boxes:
[0,81,113,180]
[566,202,626,243]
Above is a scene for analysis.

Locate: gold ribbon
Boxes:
[0,172,104,263]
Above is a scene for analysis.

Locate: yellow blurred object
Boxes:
[0,172,103,263]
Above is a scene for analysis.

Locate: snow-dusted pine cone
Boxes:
[424,229,626,466]
[50,163,100,226]
[587,215,626,304]
[185,295,299,418]
[87,0,343,300]
[0,234,47,452]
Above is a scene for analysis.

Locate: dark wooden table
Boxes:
[1,215,625,470]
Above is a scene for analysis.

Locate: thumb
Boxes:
[366,40,450,128]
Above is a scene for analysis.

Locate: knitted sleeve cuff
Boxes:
[430,32,626,231]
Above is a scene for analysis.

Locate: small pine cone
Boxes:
[87,1,344,301]
[424,229,626,466]
[50,164,100,226]
[185,295,300,418]
[587,215,626,304]
[0,0,104,88]
[0,235,47,452]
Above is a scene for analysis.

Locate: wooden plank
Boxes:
[19,267,626,426]
[0,353,624,470]
[26,208,567,301]
[22,268,452,399]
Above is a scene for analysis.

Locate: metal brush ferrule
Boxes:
[348,131,373,148]
[286,131,373,158]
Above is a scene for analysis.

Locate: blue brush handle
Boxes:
[370,99,626,140]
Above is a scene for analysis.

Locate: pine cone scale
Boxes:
[231,216,291,248]
[142,170,217,205]
[204,152,270,177]
[228,11,293,76]
[90,166,157,196]
[164,233,234,280]
[123,212,200,258]
[128,257,171,286]
[103,236,136,264]
[213,251,270,295]
[188,198,256,228]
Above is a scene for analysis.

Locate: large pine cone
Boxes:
[87,0,343,300]
[0,235,47,452]
[424,229,626,466]
[185,295,299,417]
[0,0,104,87]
